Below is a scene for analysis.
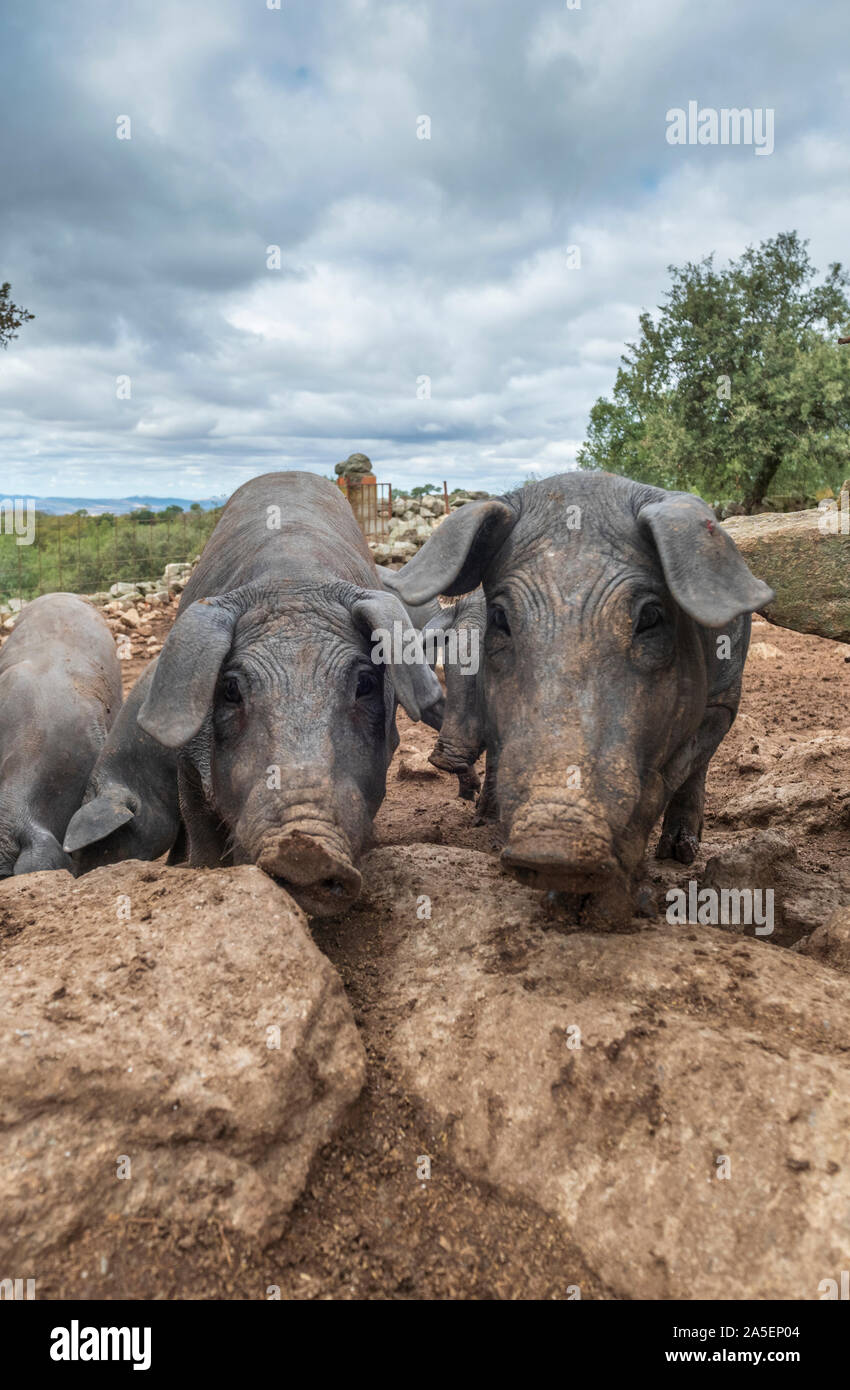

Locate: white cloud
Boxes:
[0,0,847,499]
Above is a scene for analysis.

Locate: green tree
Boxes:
[0,282,34,349]
[578,232,850,509]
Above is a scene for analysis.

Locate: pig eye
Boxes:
[222,675,243,704]
[635,602,664,635]
[489,604,511,636]
[356,670,379,699]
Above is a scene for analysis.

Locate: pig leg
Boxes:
[656,704,735,863]
[456,765,481,801]
[655,764,707,864]
[474,750,499,824]
[165,820,187,866]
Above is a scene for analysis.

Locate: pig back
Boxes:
[179,472,378,608]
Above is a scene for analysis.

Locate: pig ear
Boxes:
[138,598,238,747]
[640,494,775,628]
[63,791,136,853]
[420,607,455,637]
[351,590,445,731]
[383,500,516,604]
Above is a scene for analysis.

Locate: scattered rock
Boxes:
[700,829,844,947]
[396,744,441,780]
[717,732,850,833]
[799,907,850,975]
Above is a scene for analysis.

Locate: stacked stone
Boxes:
[369,489,491,565]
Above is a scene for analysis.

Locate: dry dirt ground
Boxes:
[14,603,850,1299]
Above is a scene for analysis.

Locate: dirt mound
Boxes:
[0,862,364,1269]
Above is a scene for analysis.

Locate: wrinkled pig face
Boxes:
[138,581,443,916]
[480,519,708,907]
[209,600,389,906]
[385,475,773,921]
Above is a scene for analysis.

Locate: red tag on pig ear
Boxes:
[706,520,716,534]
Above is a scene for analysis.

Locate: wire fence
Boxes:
[0,509,223,604]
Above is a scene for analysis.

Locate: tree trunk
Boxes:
[743,455,782,512]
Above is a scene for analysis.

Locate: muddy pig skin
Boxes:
[137,471,444,917]
[0,593,122,876]
[385,472,774,926]
[64,659,183,870]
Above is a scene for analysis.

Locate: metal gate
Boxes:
[337,478,392,540]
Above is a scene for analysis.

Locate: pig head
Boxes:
[384,473,774,926]
[137,580,442,916]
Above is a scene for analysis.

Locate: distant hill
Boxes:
[22,495,226,516]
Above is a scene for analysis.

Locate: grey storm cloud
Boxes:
[1,0,848,498]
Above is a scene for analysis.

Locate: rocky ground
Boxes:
[1,604,849,1300]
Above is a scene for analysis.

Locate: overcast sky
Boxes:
[1,0,848,499]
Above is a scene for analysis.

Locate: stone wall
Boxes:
[370,489,490,565]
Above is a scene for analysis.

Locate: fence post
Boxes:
[443,480,449,514]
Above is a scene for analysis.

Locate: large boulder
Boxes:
[334,452,373,479]
[723,508,850,643]
[364,843,850,1300]
[0,862,365,1267]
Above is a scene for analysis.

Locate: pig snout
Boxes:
[255,823,362,917]
[428,737,474,774]
[500,797,618,893]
